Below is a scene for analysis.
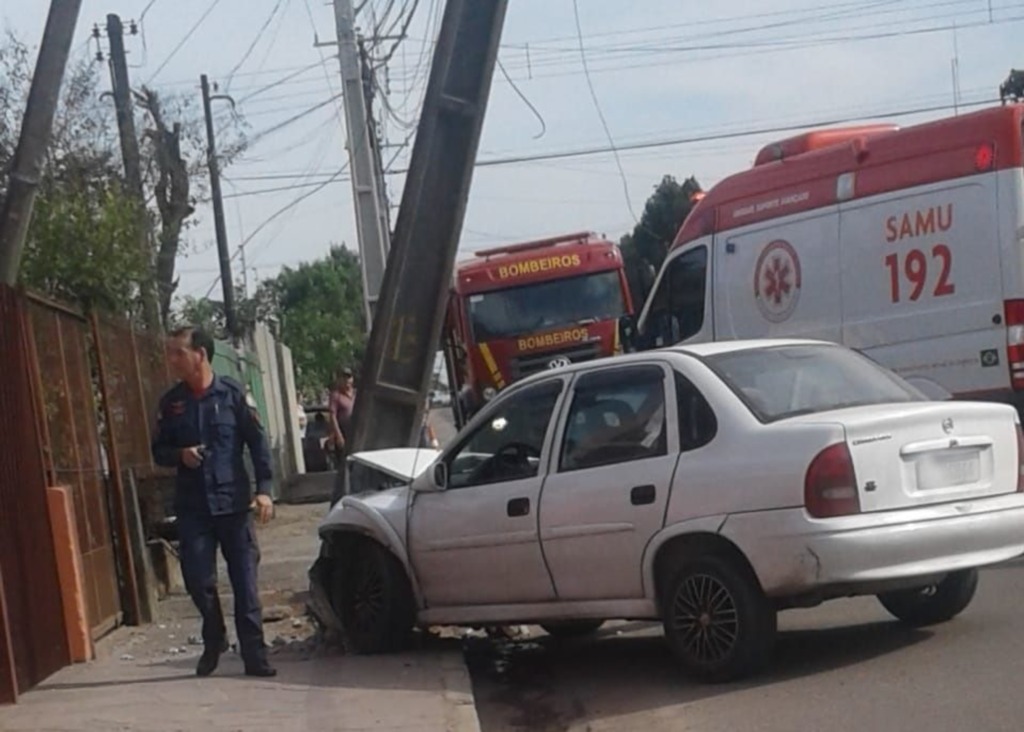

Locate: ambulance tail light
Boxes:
[1005,300,1024,389]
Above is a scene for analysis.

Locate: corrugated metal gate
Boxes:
[0,287,70,703]
[25,298,123,638]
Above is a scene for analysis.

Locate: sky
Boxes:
[4,0,1024,305]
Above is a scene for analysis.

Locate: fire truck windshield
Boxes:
[468,270,625,341]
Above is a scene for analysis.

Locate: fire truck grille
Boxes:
[510,340,604,380]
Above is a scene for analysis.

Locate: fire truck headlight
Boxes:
[483,387,497,402]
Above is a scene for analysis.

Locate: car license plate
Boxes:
[916,452,981,490]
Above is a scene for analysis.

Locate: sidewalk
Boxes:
[0,503,480,732]
[0,638,479,732]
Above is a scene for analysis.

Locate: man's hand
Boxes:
[181,446,204,469]
[254,494,274,525]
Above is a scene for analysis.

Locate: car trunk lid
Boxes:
[791,402,1019,512]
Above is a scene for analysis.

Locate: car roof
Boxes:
[507,338,833,389]
[668,338,829,357]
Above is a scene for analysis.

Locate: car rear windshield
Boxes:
[704,344,925,422]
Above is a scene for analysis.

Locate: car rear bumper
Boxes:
[720,494,1024,598]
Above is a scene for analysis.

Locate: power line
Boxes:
[386,96,1002,173]
[147,0,224,83]
[221,174,351,198]
[245,93,344,148]
[572,0,637,222]
[496,58,546,139]
[226,0,288,90]
[201,163,352,298]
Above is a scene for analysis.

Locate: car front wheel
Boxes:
[332,539,415,654]
[877,569,979,627]
[661,554,776,683]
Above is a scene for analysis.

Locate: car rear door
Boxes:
[538,363,679,601]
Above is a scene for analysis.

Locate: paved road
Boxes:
[466,558,1024,732]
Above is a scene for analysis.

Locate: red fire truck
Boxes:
[444,231,633,426]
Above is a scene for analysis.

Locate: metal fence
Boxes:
[0,287,70,703]
[25,298,125,638]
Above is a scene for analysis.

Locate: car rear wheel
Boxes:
[332,539,415,654]
[877,569,979,627]
[540,620,605,638]
[661,554,776,683]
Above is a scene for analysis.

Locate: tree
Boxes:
[258,246,367,398]
[177,246,367,399]
[1,33,149,313]
[0,32,246,320]
[138,85,246,326]
[620,175,702,303]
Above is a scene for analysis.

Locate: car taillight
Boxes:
[1016,425,1024,493]
[805,442,861,518]
[1005,300,1024,390]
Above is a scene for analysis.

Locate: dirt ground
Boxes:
[118,502,330,667]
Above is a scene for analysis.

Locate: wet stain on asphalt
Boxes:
[464,635,588,732]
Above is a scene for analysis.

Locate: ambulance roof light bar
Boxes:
[473,231,596,258]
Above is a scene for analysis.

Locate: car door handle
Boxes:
[507,497,530,517]
[631,485,657,506]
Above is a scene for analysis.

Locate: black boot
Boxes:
[196,638,229,678]
[244,660,277,678]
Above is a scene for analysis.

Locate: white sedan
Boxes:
[311,339,1024,682]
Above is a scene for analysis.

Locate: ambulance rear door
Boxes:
[839,179,1006,397]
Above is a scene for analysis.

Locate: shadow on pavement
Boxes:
[466,620,932,732]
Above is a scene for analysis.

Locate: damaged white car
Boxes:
[310,340,1024,682]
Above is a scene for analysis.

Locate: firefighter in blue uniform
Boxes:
[151,327,276,678]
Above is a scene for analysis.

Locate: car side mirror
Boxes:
[433,462,448,489]
[618,315,637,353]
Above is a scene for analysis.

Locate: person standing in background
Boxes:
[329,367,357,503]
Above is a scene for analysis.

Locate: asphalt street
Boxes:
[465,558,1024,732]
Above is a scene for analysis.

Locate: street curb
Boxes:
[440,650,482,732]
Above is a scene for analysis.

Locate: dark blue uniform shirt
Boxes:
[151,375,274,516]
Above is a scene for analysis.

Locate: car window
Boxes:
[560,366,667,472]
[675,372,717,452]
[447,381,562,489]
[704,344,925,423]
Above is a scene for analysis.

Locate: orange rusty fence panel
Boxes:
[0,286,70,698]
[25,298,123,639]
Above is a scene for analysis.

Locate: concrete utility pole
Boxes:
[107,13,161,332]
[200,74,239,342]
[347,0,509,459]
[0,0,83,286]
[332,0,391,328]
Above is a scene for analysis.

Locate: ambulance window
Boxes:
[666,247,708,343]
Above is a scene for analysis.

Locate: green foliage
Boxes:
[620,175,702,303]
[259,246,367,399]
[175,246,367,399]
[19,179,149,313]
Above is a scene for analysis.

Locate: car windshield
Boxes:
[704,344,925,422]
[467,270,626,341]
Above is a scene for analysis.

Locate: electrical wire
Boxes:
[497,58,546,140]
[147,0,224,83]
[572,0,637,222]
[226,0,287,90]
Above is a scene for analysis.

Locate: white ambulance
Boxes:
[635,105,1024,408]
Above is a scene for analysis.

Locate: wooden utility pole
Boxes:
[347,0,509,462]
[200,74,239,342]
[106,13,161,332]
[332,0,391,328]
[0,0,84,286]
